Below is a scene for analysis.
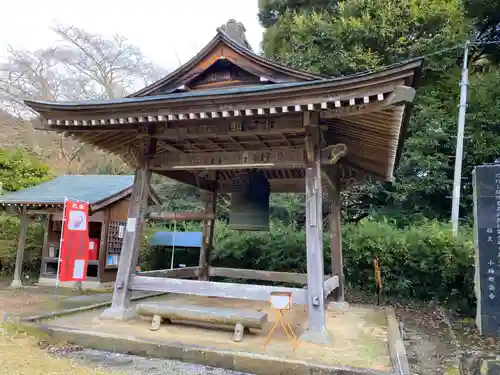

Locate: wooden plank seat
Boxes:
[136,302,268,342]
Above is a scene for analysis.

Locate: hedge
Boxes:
[0,214,44,277]
[0,213,475,312]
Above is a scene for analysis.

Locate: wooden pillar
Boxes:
[301,112,332,344]
[199,177,217,281]
[329,174,344,302]
[10,207,28,288]
[41,214,50,258]
[100,136,155,320]
[97,208,110,283]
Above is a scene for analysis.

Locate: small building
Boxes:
[149,231,203,269]
[150,231,203,248]
[0,175,160,289]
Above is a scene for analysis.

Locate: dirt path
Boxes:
[396,305,457,374]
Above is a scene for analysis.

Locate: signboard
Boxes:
[474,164,500,336]
[58,199,90,282]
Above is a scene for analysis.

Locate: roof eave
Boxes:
[89,184,162,213]
[392,58,425,172]
[24,59,424,115]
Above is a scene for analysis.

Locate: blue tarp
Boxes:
[149,231,203,248]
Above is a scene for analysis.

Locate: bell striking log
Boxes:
[228,170,270,231]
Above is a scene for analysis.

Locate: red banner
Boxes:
[59,200,90,282]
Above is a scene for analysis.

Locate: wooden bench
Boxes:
[136,302,268,342]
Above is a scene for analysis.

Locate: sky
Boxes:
[0,0,264,71]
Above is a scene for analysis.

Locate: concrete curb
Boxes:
[385,307,411,375]
[37,324,395,375]
[21,292,167,322]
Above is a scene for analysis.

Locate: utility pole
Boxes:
[451,41,470,236]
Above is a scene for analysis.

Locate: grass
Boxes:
[0,323,119,375]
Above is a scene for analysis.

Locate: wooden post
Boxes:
[100,136,155,320]
[41,214,50,260]
[300,112,332,345]
[329,173,344,303]
[199,174,217,281]
[10,207,28,288]
[98,208,110,282]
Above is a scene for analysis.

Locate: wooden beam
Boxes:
[130,275,308,304]
[10,207,28,288]
[199,181,217,281]
[324,276,340,299]
[151,149,306,171]
[136,302,268,329]
[26,207,62,215]
[154,121,304,140]
[139,266,200,279]
[209,267,311,285]
[149,211,216,221]
[156,170,216,191]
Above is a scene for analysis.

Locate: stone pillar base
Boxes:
[99,306,137,321]
[299,328,334,346]
[9,279,23,289]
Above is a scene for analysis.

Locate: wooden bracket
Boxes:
[321,144,347,165]
[320,144,348,197]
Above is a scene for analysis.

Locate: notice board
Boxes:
[474,164,500,336]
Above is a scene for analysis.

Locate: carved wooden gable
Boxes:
[185,59,261,90]
[130,31,324,97]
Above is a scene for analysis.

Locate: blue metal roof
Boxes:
[0,175,134,205]
[150,231,203,248]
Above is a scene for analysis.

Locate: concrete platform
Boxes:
[36,294,409,375]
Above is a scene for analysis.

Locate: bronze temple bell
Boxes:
[228,170,270,231]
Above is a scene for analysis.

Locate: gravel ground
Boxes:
[54,348,255,375]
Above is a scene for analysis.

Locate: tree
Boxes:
[51,25,164,99]
[465,0,500,62]
[0,147,51,192]
[0,24,166,172]
[258,0,500,224]
[261,0,468,78]
[258,0,339,27]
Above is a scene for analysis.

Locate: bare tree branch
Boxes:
[0,23,167,172]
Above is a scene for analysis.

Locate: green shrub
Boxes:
[211,218,474,311]
[139,218,474,310]
[0,210,474,312]
[0,214,44,277]
[342,218,474,310]
[0,148,51,193]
